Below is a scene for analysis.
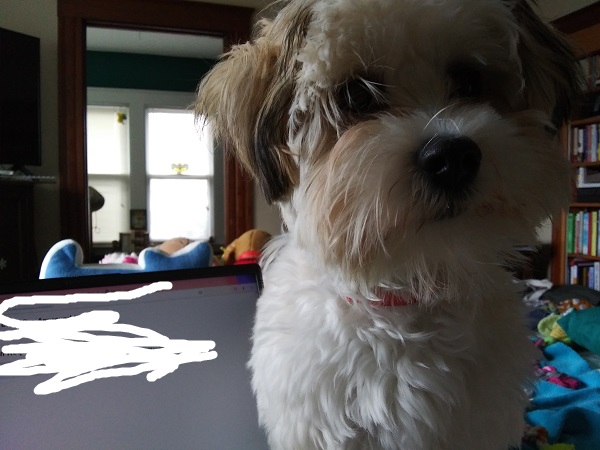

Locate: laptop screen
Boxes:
[0,266,268,449]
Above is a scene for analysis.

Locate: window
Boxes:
[86,105,130,244]
[146,109,213,241]
[86,88,221,246]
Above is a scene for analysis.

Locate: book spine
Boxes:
[577,167,584,187]
[592,210,598,257]
[567,212,575,254]
[597,123,600,157]
[572,128,579,162]
[592,124,598,162]
[578,128,585,162]
[575,211,582,254]
[581,211,590,255]
[587,125,592,162]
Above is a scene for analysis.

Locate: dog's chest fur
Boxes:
[250,238,534,450]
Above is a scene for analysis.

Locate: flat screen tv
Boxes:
[0,27,41,173]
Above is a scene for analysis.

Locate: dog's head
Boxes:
[196,0,580,299]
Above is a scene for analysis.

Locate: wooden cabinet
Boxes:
[551,2,600,286]
[0,179,37,282]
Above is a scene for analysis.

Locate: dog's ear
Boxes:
[509,0,582,129]
[195,11,311,203]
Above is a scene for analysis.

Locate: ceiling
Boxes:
[87,0,597,58]
[86,27,224,59]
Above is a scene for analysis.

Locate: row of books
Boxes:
[571,123,600,163]
[566,210,600,256]
[580,55,600,91]
[569,259,600,290]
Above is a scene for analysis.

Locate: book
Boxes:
[575,211,582,254]
[582,211,590,255]
[578,127,585,162]
[567,212,575,254]
[592,210,598,256]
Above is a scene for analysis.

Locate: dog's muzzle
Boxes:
[417,135,481,193]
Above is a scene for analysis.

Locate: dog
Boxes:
[196,0,580,448]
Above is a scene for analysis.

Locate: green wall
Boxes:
[87,51,216,92]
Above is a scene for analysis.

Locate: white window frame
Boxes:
[87,87,224,244]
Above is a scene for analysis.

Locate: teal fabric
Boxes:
[527,343,600,450]
[558,308,600,354]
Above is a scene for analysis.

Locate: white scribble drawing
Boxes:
[0,282,217,395]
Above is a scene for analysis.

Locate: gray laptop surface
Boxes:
[0,266,268,450]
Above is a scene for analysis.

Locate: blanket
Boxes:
[527,343,600,450]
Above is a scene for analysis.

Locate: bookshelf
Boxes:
[551,2,600,288]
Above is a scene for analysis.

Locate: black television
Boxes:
[0,27,41,173]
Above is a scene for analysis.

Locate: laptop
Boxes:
[0,265,268,450]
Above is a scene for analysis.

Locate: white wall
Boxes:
[535,0,597,21]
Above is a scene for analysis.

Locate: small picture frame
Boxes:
[130,209,147,230]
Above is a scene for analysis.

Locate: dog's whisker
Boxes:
[447,117,461,134]
[423,104,458,132]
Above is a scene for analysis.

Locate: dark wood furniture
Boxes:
[0,179,36,282]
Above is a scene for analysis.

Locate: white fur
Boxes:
[254,236,535,449]
[195,0,579,448]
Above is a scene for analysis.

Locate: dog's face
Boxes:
[196,0,579,299]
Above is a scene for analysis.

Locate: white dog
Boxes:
[196,1,580,448]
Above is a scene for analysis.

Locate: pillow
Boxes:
[39,239,212,279]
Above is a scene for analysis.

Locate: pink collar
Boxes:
[346,290,416,307]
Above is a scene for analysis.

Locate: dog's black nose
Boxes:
[416,136,481,191]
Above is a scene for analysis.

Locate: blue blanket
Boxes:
[527,343,600,449]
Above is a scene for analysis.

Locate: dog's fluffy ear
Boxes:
[195,10,311,204]
[509,0,582,128]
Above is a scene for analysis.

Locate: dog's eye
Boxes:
[336,76,387,116]
[449,65,482,99]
